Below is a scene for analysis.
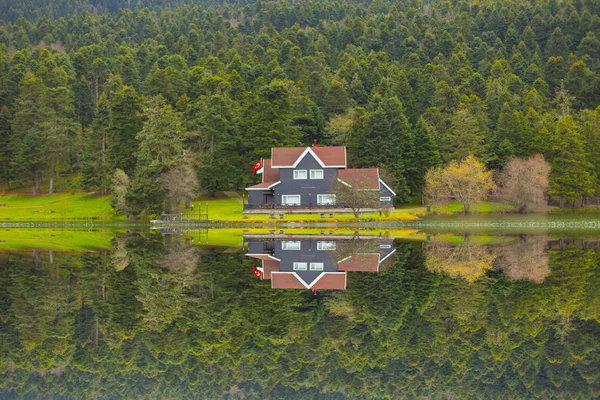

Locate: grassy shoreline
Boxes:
[0,192,520,222]
[0,192,124,221]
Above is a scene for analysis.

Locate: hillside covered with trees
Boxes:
[1,0,600,214]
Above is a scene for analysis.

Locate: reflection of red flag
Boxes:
[252,159,263,174]
[313,289,317,295]
[252,267,263,279]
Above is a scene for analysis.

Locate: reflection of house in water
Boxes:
[245,235,396,290]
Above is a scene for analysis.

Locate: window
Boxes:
[310,169,324,179]
[380,196,392,202]
[380,244,392,249]
[317,241,336,250]
[317,194,336,205]
[293,170,307,179]
[282,241,301,250]
[293,262,307,271]
[309,262,324,271]
[282,195,301,206]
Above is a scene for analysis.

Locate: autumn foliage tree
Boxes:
[425,155,496,214]
[497,155,551,212]
[425,236,496,283]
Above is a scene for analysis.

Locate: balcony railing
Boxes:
[244,203,344,210]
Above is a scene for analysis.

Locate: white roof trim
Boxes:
[378,248,397,264]
[337,255,352,264]
[245,181,280,191]
[271,147,346,169]
[245,253,281,262]
[379,178,397,196]
[337,177,352,187]
[271,271,346,289]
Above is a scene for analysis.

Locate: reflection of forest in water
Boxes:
[1,232,599,399]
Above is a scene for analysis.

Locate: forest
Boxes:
[1,0,600,215]
[0,234,599,398]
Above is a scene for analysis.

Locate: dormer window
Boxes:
[293,170,307,179]
[310,169,324,179]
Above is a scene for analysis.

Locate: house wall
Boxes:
[246,190,265,206]
[379,182,395,207]
[247,240,268,254]
[272,239,341,284]
[273,153,339,207]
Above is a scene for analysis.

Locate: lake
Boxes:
[0,224,599,399]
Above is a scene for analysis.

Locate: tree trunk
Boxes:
[49,176,54,195]
[559,194,564,209]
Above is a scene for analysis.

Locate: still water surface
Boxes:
[0,226,599,399]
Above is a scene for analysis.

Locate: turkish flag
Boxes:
[252,159,263,174]
[252,267,263,279]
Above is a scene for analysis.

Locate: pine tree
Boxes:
[10,73,52,193]
[107,85,142,175]
[0,106,12,186]
[547,116,594,207]
[349,96,412,202]
[412,117,441,201]
[81,95,110,193]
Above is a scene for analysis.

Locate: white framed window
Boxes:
[317,194,336,205]
[293,170,307,179]
[317,241,336,250]
[380,244,392,249]
[282,241,301,250]
[310,169,324,179]
[282,195,301,206]
[293,262,307,271]
[380,196,392,202]
[309,262,324,271]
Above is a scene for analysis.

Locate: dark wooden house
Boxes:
[245,146,396,210]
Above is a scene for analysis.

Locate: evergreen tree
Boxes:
[107,84,142,175]
[547,115,594,207]
[412,117,441,201]
[0,106,12,186]
[348,96,412,202]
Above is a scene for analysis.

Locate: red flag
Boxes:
[252,267,263,279]
[252,159,263,174]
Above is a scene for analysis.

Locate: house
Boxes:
[245,235,396,290]
[245,146,396,210]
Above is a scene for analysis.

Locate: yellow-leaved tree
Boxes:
[425,237,496,283]
[425,154,496,214]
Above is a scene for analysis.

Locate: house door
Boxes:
[263,193,274,204]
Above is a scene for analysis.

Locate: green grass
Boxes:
[416,201,514,215]
[185,196,419,222]
[0,229,117,251]
[0,192,125,221]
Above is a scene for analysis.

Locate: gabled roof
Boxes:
[271,272,347,290]
[337,168,380,190]
[246,159,280,190]
[271,146,347,168]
